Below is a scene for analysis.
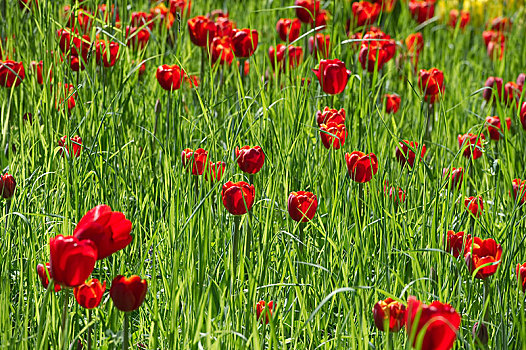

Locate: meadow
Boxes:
[1,0,526,349]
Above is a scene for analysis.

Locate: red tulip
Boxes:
[512,179,526,204]
[256,300,274,324]
[458,133,485,160]
[384,94,401,114]
[37,263,61,292]
[372,0,397,12]
[464,237,502,279]
[485,116,511,141]
[126,26,150,49]
[95,40,120,67]
[110,275,147,312]
[489,17,512,32]
[0,60,25,88]
[73,205,133,260]
[395,140,426,167]
[373,298,406,332]
[408,0,435,24]
[68,8,93,33]
[482,76,503,101]
[221,181,255,215]
[59,135,82,157]
[30,60,43,85]
[295,0,320,24]
[98,4,120,26]
[483,30,505,61]
[316,107,345,126]
[57,30,91,71]
[308,34,330,59]
[235,146,265,174]
[312,59,351,95]
[205,161,226,182]
[516,73,525,89]
[210,36,234,65]
[359,40,393,73]
[0,173,16,199]
[345,151,379,183]
[464,196,483,217]
[521,102,526,130]
[314,9,329,29]
[442,167,463,190]
[268,44,303,71]
[405,32,424,67]
[18,0,37,9]
[185,74,200,88]
[231,29,258,58]
[276,18,301,43]
[169,0,191,17]
[383,180,406,204]
[418,68,444,102]
[49,235,98,288]
[214,17,236,37]
[288,191,318,222]
[187,16,217,47]
[448,9,470,29]
[517,263,526,292]
[156,64,184,91]
[131,12,154,29]
[150,3,175,29]
[503,81,520,105]
[55,83,76,111]
[320,122,347,149]
[446,230,470,258]
[181,148,208,175]
[74,279,106,309]
[405,296,461,350]
[352,1,381,27]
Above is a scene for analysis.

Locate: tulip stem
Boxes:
[425,103,434,142]
[232,215,241,282]
[200,48,206,85]
[123,312,129,350]
[60,289,70,350]
[194,175,199,201]
[87,311,92,350]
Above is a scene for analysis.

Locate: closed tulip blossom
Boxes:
[110,275,147,312]
[383,181,406,204]
[489,16,512,32]
[288,191,318,222]
[503,81,520,105]
[126,26,150,49]
[373,298,406,332]
[359,39,394,73]
[485,116,511,141]
[95,40,119,67]
[405,296,461,350]
[372,0,397,12]
[55,83,76,111]
[314,9,329,29]
[156,64,184,91]
[295,0,320,24]
[308,34,330,59]
[320,122,347,149]
[235,146,265,174]
[73,205,133,260]
[49,235,98,288]
[231,29,258,58]
[256,300,274,324]
[181,148,208,175]
[512,179,526,204]
[30,60,47,85]
[443,167,464,189]
[205,161,226,182]
[351,1,381,27]
[418,68,444,103]
[483,30,505,61]
[446,230,470,258]
[276,18,301,42]
[0,60,25,88]
[74,279,106,309]
[384,94,401,114]
[395,140,426,168]
[458,133,485,160]
[221,181,255,215]
[345,151,379,183]
[36,263,61,292]
[214,17,236,37]
[464,196,484,217]
[187,16,216,47]
[517,263,526,292]
[210,36,234,65]
[0,173,16,199]
[449,9,470,29]
[482,76,503,101]
[316,107,345,126]
[131,12,153,29]
[169,0,191,17]
[268,44,303,71]
[521,102,526,130]
[408,0,435,24]
[464,237,502,279]
[516,73,525,89]
[59,135,82,157]
[312,59,351,95]
[405,32,424,67]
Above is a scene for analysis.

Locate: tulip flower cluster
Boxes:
[483,17,512,61]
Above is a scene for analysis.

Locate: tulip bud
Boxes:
[472,322,489,346]
[0,173,16,199]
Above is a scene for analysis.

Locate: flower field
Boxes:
[1,0,526,349]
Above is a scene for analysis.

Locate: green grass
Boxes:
[1,0,526,349]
